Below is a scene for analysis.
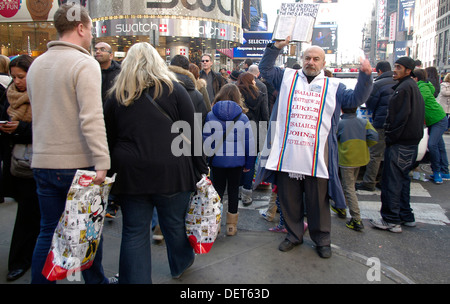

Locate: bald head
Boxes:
[94,42,113,69]
[302,46,326,77]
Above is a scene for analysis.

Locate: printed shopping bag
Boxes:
[185,174,222,254]
[42,170,116,281]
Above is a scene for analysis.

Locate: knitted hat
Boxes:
[395,57,416,77]
[230,70,241,81]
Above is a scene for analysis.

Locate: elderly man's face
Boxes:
[302,47,326,77]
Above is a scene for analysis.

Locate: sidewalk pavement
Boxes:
[0,197,414,285]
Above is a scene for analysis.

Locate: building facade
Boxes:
[412,0,438,68]
[436,0,450,74]
[0,0,243,69]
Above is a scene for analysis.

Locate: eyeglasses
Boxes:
[201,60,210,62]
[95,47,112,53]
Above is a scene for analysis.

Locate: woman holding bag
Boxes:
[0,55,40,281]
[104,42,208,284]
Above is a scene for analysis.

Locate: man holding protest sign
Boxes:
[256,36,373,258]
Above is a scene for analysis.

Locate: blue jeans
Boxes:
[240,163,255,190]
[428,117,449,174]
[118,191,194,284]
[380,144,417,224]
[31,168,108,284]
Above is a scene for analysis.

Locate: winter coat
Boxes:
[199,69,226,102]
[384,76,424,146]
[104,80,208,195]
[169,65,208,125]
[337,113,378,167]
[436,81,450,114]
[101,60,121,104]
[203,100,256,169]
[255,43,373,209]
[365,71,397,129]
[417,80,446,127]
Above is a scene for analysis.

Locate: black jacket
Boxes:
[104,81,208,195]
[365,71,397,129]
[169,66,208,125]
[384,76,425,146]
[199,69,226,102]
[101,60,121,104]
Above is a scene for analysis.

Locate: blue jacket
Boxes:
[203,100,256,169]
[365,71,397,129]
[254,44,373,209]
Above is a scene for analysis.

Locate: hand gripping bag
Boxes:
[42,170,116,281]
[185,174,222,254]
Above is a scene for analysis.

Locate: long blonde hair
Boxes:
[109,42,178,106]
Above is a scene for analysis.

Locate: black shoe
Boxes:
[316,245,332,258]
[355,183,375,191]
[346,218,364,231]
[278,239,302,252]
[330,205,346,219]
[172,258,195,279]
[7,268,26,281]
[105,202,119,218]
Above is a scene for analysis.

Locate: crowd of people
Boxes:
[0,3,449,284]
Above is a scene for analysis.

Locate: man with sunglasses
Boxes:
[199,54,226,103]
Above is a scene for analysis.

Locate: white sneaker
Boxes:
[241,188,253,206]
[402,221,416,227]
[369,218,402,233]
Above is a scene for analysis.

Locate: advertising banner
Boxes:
[398,0,415,33]
[377,0,386,40]
[389,12,396,42]
[89,0,241,25]
[95,17,241,43]
[233,32,272,59]
[311,24,337,54]
[394,40,410,61]
[0,0,86,22]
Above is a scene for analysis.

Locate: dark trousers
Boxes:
[380,144,417,224]
[8,176,40,271]
[211,166,242,214]
[276,172,331,247]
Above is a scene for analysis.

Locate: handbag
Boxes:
[144,91,203,180]
[42,170,116,281]
[416,127,428,162]
[144,91,192,146]
[10,143,33,178]
[185,174,222,254]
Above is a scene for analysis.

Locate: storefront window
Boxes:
[0,22,56,57]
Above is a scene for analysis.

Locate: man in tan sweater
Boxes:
[27,4,111,284]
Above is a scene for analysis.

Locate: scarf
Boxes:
[7,84,32,123]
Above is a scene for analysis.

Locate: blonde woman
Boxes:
[104,42,208,284]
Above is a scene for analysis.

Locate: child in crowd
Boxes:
[337,107,378,231]
[261,185,308,234]
[203,83,256,236]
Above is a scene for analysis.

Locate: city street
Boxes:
[0,135,449,285]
